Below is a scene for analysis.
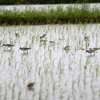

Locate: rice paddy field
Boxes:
[0,24,100,100]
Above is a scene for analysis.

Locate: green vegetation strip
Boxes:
[0,7,100,25]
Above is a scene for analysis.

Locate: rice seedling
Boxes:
[19,47,31,53]
[95,64,99,79]
[11,84,15,100]
[18,91,21,100]
[4,86,7,100]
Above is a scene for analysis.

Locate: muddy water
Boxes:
[0,24,100,100]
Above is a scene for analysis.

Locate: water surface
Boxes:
[0,4,99,11]
[0,24,100,100]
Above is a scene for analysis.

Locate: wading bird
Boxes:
[40,34,46,39]
[19,47,31,53]
[49,41,55,44]
[2,44,15,47]
[15,33,20,37]
[27,82,35,90]
[64,45,70,50]
[86,48,99,54]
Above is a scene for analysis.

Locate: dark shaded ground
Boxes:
[0,0,100,5]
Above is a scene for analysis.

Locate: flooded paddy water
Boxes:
[0,4,99,11]
[0,24,100,100]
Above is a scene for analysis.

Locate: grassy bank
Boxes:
[0,6,100,25]
[0,0,100,5]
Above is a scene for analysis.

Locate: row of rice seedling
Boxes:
[0,6,99,25]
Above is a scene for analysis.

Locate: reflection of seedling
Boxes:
[32,36,35,43]
[0,40,2,46]
[84,66,86,69]
[95,64,99,78]
[40,40,47,46]
[84,36,89,48]
[40,39,47,43]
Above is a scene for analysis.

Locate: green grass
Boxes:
[0,6,100,25]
